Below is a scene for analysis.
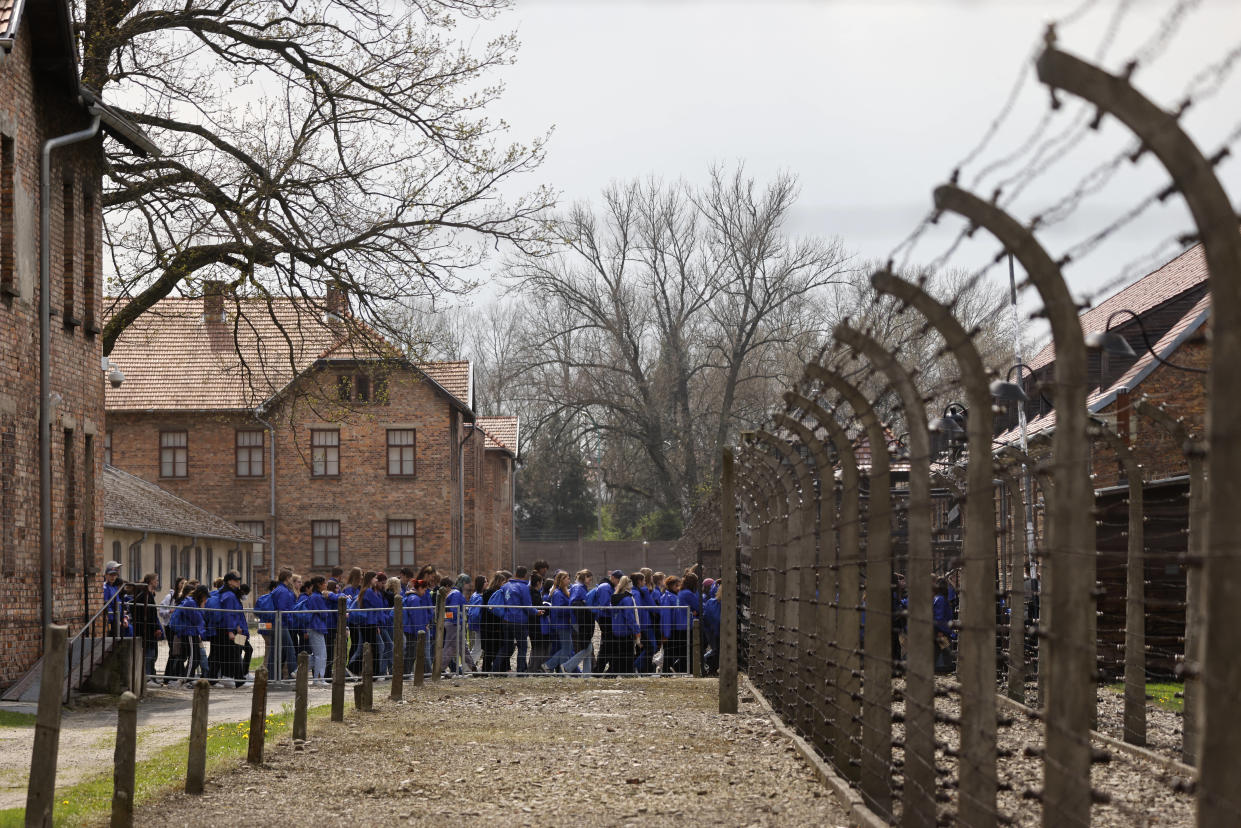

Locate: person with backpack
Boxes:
[610,576,642,675]
[440,575,470,675]
[482,571,510,672]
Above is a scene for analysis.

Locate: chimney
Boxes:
[203,280,226,323]
[325,281,346,321]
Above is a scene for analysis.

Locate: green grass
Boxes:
[1107,680,1184,713]
[0,704,329,828]
[0,711,36,728]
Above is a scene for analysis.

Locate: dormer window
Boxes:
[336,372,377,404]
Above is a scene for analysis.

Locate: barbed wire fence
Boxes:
[681,6,1241,826]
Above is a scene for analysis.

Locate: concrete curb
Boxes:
[742,675,890,828]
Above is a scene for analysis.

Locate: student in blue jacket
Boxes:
[269,569,298,679]
[543,571,574,673]
[402,580,431,676]
[501,566,536,674]
[203,581,223,682]
[254,582,277,675]
[465,576,485,671]
[441,576,469,675]
[702,579,721,675]
[562,570,593,675]
[170,585,210,681]
[217,571,250,686]
[660,576,683,672]
[592,571,619,674]
[358,572,386,676]
[304,576,331,684]
[610,576,643,675]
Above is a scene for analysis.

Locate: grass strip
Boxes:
[0,712,36,728]
[0,703,329,828]
[1105,680,1184,713]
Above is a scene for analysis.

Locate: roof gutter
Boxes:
[104,522,260,545]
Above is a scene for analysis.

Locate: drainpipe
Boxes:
[41,115,102,640]
[254,408,277,579]
[510,458,518,572]
[128,532,148,575]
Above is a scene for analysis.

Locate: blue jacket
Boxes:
[612,591,642,637]
[272,582,296,628]
[933,594,955,638]
[549,588,572,630]
[403,590,432,634]
[254,592,275,629]
[634,586,655,633]
[290,593,311,631]
[103,580,129,623]
[204,589,222,636]
[501,579,535,625]
[218,587,248,634]
[466,592,483,630]
[677,588,700,619]
[306,591,332,634]
[443,589,464,631]
[171,596,205,639]
[486,586,507,619]
[662,589,684,636]
[703,595,722,647]
[591,581,614,622]
[362,587,387,626]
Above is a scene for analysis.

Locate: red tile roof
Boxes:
[476,415,519,455]
[0,0,18,37]
[1026,242,1207,372]
[105,296,471,412]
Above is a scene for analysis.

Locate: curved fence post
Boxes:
[933,184,1094,825]
[720,447,739,714]
[834,323,936,828]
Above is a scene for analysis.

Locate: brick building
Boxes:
[0,0,154,686]
[104,289,518,582]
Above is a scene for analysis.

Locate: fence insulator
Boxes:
[1022,787,1043,801]
[1091,789,1112,805]
[1024,746,1044,758]
[1091,748,1113,764]
[1171,778,1197,794]
[934,711,961,726]
[997,715,1016,727]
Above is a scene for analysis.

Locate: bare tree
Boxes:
[84,0,552,355]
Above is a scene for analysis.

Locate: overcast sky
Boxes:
[472,0,1241,316]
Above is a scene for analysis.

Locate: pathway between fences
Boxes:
[132,679,851,827]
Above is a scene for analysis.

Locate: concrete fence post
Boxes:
[247,666,268,765]
[414,630,427,687]
[692,618,704,677]
[720,448,739,714]
[186,679,210,794]
[25,624,66,828]
[361,643,373,711]
[391,596,404,701]
[432,591,446,681]
[294,653,308,743]
[109,691,138,828]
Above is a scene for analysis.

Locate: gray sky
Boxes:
[473,0,1241,316]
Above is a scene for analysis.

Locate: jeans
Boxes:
[563,638,593,675]
[378,627,394,675]
[544,627,573,671]
[307,630,327,679]
[441,622,461,673]
[279,626,296,677]
[143,639,159,679]
[513,622,529,673]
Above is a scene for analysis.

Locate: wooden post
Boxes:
[361,643,373,711]
[110,691,138,828]
[186,679,210,794]
[25,624,67,828]
[331,596,346,723]
[692,618,703,677]
[391,594,404,700]
[432,590,446,681]
[414,630,427,687]
[293,653,308,743]
[719,449,738,714]
[247,666,268,765]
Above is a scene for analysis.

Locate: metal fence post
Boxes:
[720,448,739,714]
[331,597,346,722]
[26,624,66,828]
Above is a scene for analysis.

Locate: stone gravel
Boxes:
[134,678,853,827]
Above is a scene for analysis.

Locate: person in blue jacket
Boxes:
[702,579,721,676]
[676,573,701,674]
[170,585,210,681]
[610,576,643,675]
[661,575,684,672]
[500,566,536,674]
[402,579,431,676]
[218,570,250,686]
[202,580,223,682]
[933,577,956,674]
[305,576,332,684]
[269,569,298,679]
[563,570,594,675]
[543,571,574,673]
[441,576,469,675]
[591,571,619,674]
[465,576,485,671]
[254,582,277,675]
[102,560,131,637]
[358,572,386,676]
[289,579,311,662]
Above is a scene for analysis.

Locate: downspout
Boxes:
[40,115,102,639]
[510,457,518,572]
[254,408,277,580]
[128,532,148,574]
[458,422,475,575]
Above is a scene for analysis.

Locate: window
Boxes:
[155,543,162,581]
[0,135,13,297]
[104,431,111,466]
[112,540,121,562]
[387,520,415,567]
[195,546,202,581]
[160,431,187,478]
[180,546,189,579]
[311,429,339,476]
[235,430,264,477]
[312,520,340,567]
[336,372,381,404]
[63,430,75,573]
[336,375,352,402]
[206,547,213,583]
[83,191,96,333]
[355,374,371,402]
[387,429,415,476]
[62,180,76,326]
[128,542,140,581]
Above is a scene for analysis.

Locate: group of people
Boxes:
[100,556,725,687]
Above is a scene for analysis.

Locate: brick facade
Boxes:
[0,13,108,686]
[108,362,515,582]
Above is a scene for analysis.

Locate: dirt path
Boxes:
[0,681,335,809]
[133,678,852,827]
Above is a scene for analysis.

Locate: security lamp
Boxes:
[929,403,967,437]
[990,364,1033,403]
[108,366,125,388]
[1086,308,1205,373]
[1084,329,1136,357]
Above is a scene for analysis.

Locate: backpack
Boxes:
[254,592,274,629]
[487,587,507,619]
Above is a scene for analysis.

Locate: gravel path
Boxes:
[133,678,853,827]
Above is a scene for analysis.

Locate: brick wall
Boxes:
[0,25,108,686]
[108,367,515,582]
